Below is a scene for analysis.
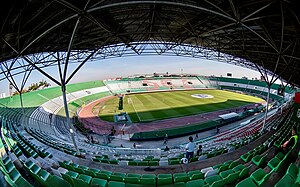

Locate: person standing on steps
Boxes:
[216,126,220,134]
[185,136,196,160]
[163,133,168,144]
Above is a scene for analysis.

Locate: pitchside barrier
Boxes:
[114,147,161,156]
[130,107,264,141]
[130,120,219,141]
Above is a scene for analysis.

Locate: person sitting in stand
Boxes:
[196,144,202,156]
[274,126,298,156]
[164,146,170,151]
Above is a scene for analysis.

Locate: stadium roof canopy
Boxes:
[0,0,300,87]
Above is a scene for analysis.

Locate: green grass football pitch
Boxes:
[98,89,264,123]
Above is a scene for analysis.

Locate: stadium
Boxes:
[0,1,300,187]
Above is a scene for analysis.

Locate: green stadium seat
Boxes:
[66,170,79,178]
[232,164,245,173]
[140,174,156,186]
[239,164,251,179]
[275,152,285,160]
[124,176,140,184]
[236,177,258,187]
[90,168,101,173]
[219,169,233,179]
[78,174,92,184]
[225,171,240,184]
[128,161,138,166]
[173,173,190,183]
[113,172,126,177]
[137,161,148,166]
[5,175,34,187]
[204,175,221,185]
[216,163,228,173]
[62,173,75,186]
[267,157,284,172]
[8,168,21,182]
[101,170,113,175]
[187,170,204,180]
[210,178,226,187]
[286,163,300,181]
[109,159,119,165]
[95,172,110,180]
[157,174,173,186]
[148,161,159,166]
[189,157,198,163]
[219,169,239,184]
[273,140,281,148]
[169,182,187,187]
[251,154,267,167]
[186,179,205,187]
[108,181,125,187]
[83,169,97,177]
[73,167,85,174]
[228,161,239,169]
[212,163,223,170]
[1,156,11,165]
[73,175,91,187]
[169,159,180,165]
[78,165,89,170]
[58,161,67,168]
[29,164,42,174]
[70,163,79,168]
[240,151,255,162]
[4,161,14,173]
[110,174,124,182]
[35,169,51,186]
[274,174,296,187]
[127,173,141,178]
[91,178,108,187]
[250,168,272,186]
[157,177,173,186]
[25,160,35,169]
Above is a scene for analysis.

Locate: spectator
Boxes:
[133,143,136,149]
[163,133,168,144]
[274,126,298,156]
[196,145,202,156]
[216,126,220,133]
[185,136,196,160]
[195,133,198,139]
[164,146,170,151]
[120,144,123,148]
[110,126,116,136]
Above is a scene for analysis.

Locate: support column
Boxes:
[19,94,26,126]
[261,86,270,132]
[61,84,80,155]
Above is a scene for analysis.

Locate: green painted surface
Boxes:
[0,80,104,108]
[57,91,111,117]
[99,89,264,123]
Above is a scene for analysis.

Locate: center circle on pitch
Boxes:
[191,94,214,99]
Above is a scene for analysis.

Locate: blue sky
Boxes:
[0,56,262,95]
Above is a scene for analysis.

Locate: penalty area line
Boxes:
[127,95,143,122]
